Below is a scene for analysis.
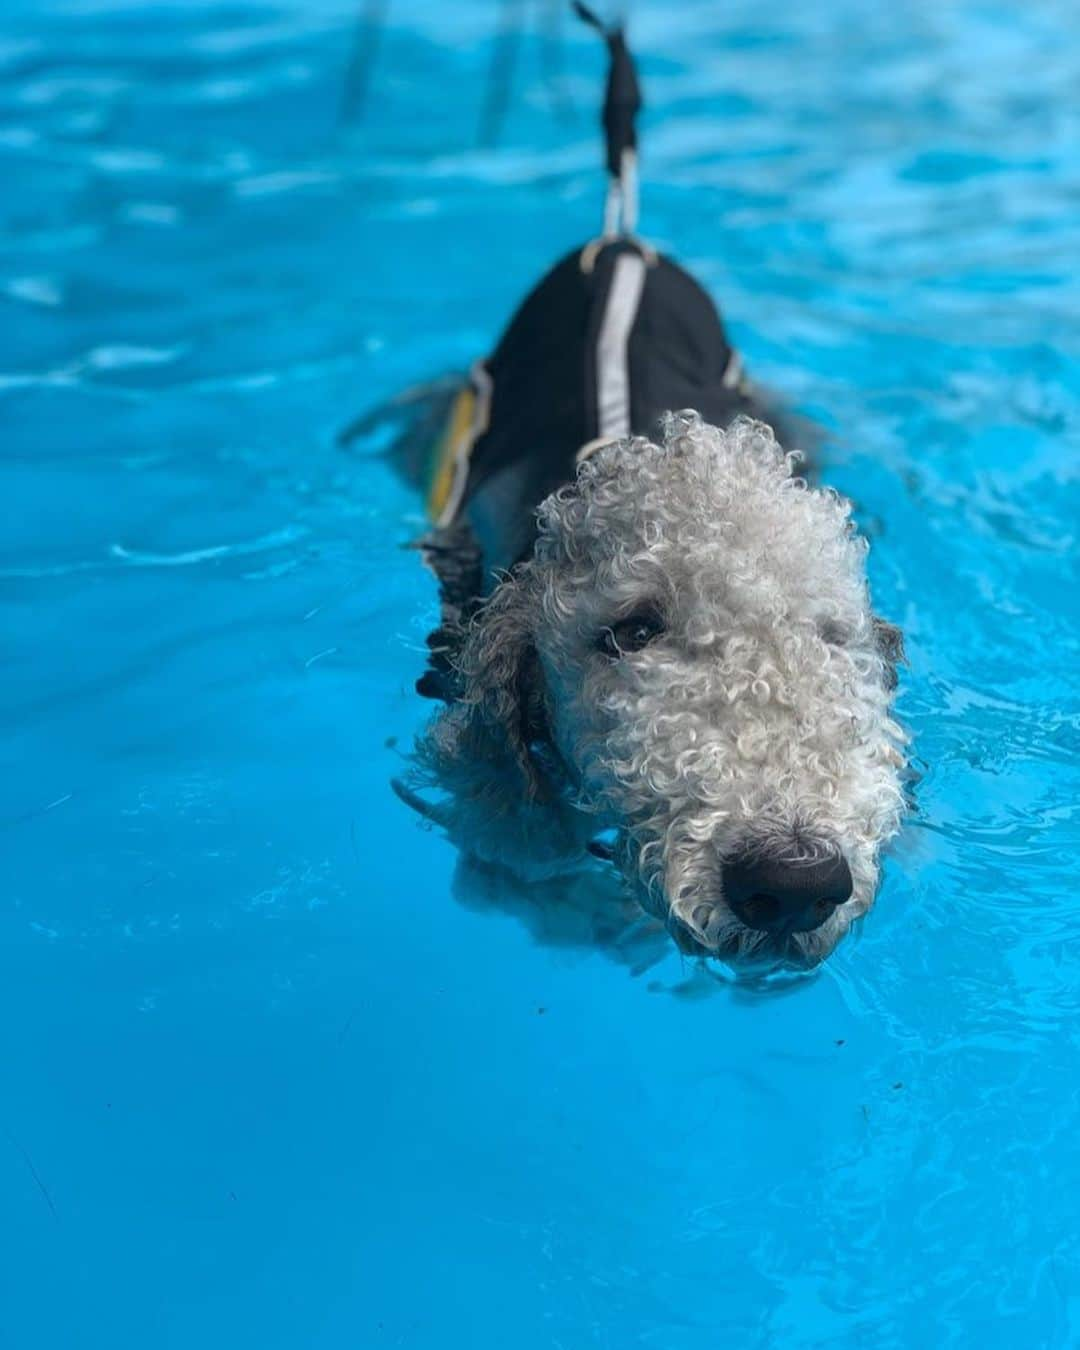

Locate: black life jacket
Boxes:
[425,236,750,577]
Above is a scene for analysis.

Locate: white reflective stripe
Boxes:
[595,250,646,440]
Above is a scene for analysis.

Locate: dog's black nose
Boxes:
[724,850,853,935]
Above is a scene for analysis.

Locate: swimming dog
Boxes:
[356,6,906,968]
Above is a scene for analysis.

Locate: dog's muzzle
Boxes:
[723,849,853,938]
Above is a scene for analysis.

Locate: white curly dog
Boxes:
[358,10,908,970]
[411,413,907,969]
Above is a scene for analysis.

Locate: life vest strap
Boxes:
[426,360,493,527]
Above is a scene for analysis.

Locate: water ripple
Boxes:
[109,526,307,568]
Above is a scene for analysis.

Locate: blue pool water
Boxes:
[3,1,1079,1345]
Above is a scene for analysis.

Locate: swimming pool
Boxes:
[2,1,1078,1345]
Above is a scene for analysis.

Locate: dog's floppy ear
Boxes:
[424,569,552,802]
[410,570,595,875]
[872,616,905,692]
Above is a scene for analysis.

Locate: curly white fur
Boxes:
[415,413,907,968]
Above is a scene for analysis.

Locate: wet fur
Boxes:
[412,413,906,967]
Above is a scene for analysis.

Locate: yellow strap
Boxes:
[426,387,476,522]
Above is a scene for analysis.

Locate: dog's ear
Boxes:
[410,573,595,874]
[872,616,905,692]
[424,570,552,802]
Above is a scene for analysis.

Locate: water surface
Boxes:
[2,2,1079,1346]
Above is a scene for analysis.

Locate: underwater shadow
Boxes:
[449,854,823,1002]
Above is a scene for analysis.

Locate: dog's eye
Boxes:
[819,620,850,647]
[599,609,665,658]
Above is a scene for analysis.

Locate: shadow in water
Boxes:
[449,854,823,1002]
[450,854,672,977]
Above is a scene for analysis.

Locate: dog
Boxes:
[357,7,908,970]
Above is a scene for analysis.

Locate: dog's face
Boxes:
[419,415,907,970]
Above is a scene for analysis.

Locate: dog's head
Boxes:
[417,414,907,969]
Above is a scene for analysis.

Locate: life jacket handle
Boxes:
[573,2,643,237]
